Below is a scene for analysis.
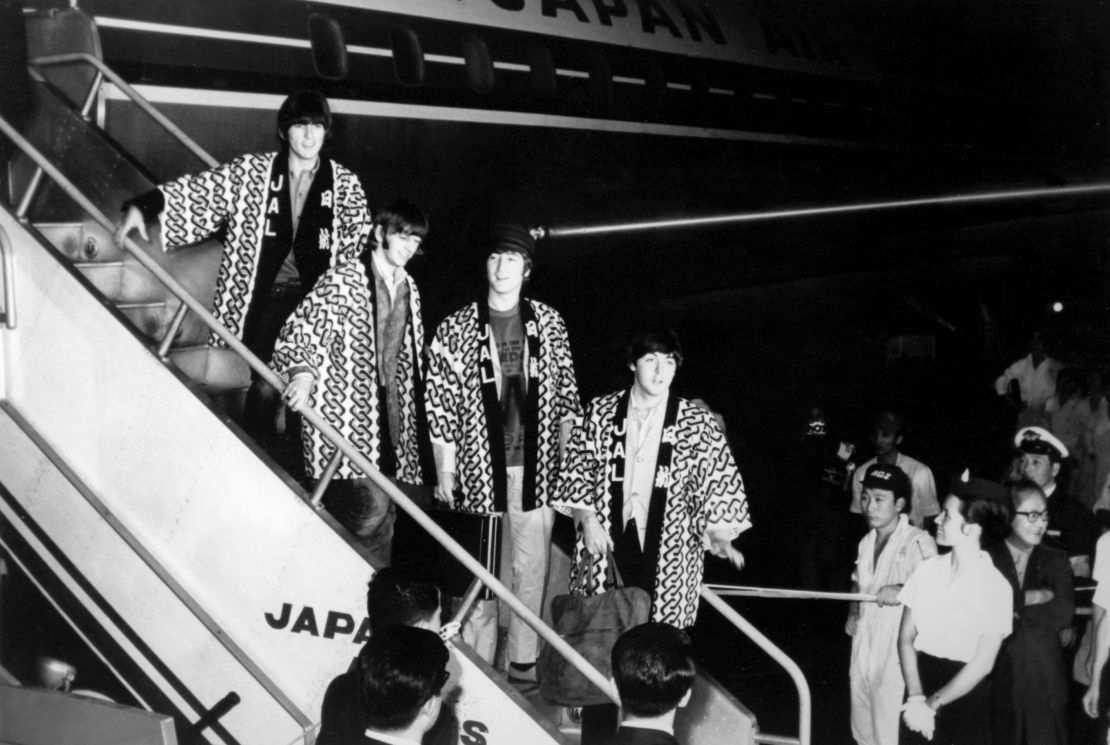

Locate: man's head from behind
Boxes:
[359,625,450,735]
[611,622,695,719]
[366,566,442,636]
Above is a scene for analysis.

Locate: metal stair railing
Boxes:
[699,586,811,745]
[0,225,14,330]
[0,110,620,707]
[28,52,219,169]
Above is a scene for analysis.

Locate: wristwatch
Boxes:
[926,693,944,712]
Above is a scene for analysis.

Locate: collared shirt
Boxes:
[362,729,421,745]
[623,395,666,548]
[898,550,1012,662]
[369,250,411,439]
[274,158,321,286]
[994,353,1060,409]
[371,248,409,304]
[1092,532,1110,610]
[1006,540,1033,588]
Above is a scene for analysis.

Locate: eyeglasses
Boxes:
[1015,510,1049,523]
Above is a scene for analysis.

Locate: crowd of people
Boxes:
[110,88,1110,745]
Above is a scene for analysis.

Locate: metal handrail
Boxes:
[0,226,15,329]
[29,52,219,169]
[0,111,619,705]
[700,586,811,745]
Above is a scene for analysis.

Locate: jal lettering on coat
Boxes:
[264,191,282,237]
[265,602,372,643]
[488,0,724,45]
[479,344,496,384]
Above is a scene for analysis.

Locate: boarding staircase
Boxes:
[0,7,801,745]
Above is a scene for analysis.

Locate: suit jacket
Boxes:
[600,726,680,745]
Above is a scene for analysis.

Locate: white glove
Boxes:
[901,697,936,740]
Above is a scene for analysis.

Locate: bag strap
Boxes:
[605,549,626,589]
[580,549,627,591]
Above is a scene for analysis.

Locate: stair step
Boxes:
[115,301,169,340]
[168,345,251,392]
[34,220,118,261]
[74,260,165,304]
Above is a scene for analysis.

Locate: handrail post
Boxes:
[156,301,190,358]
[308,450,344,508]
[699,586,810,745]
[451,577,486,627]
[79,71,104,119]
[14,167,45,221]
[0,227,15,330]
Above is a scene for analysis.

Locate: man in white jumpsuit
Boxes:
[846,463,937,745]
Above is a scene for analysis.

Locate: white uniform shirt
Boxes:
[994,353,1060,409]
[897,551,1013,662]
[1092,532,1110,611]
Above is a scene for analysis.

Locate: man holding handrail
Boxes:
[272,200,432,566]
[113,89,368,443]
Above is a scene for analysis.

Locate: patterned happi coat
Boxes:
[271,255,427,481]
[425,299,581,513]
[552,389,751,628]
[147,152,367,346]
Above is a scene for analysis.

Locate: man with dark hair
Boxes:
[849,410,939,531]
[114,89,368,440]
[319,567,454,745]
[846,463,936,745]
[995,330,1061,429]
[426,223,581,676]
[357,626,450,744]
[555,325,749,628]
[603,622,696,745]
[274,199,432,565]
[1014,425,1097,579]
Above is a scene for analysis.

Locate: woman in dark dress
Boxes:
[987,479,1075,745]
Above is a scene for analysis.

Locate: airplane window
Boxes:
[589,51,613,109]
[528,44,556,99]
[390,25,424,86]
[463,34,495,93]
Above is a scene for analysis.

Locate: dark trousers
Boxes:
[901,653,992,745]
[243,284,304,440]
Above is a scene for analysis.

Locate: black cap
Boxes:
[862,463,911,498]
[948,470,1008,503]
[486,223,535,262]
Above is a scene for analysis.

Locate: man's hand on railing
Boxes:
[434,472,456,505]
[282,373,314,411]
[578,511,614,557]
[113,206,148,251]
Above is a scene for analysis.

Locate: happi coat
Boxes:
[552,389,751,628]
[128,152,367,346]
[425,299,581,513]
[271,254,428,482]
